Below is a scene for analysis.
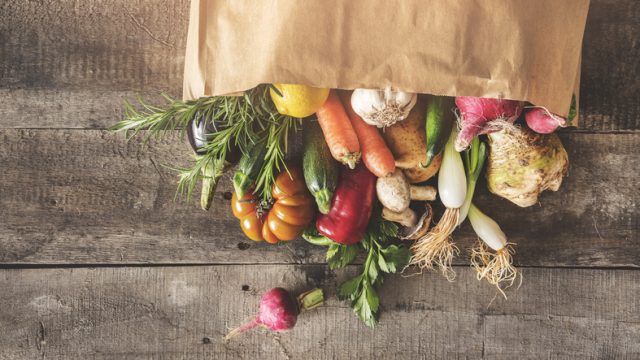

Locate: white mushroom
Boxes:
[382,207,417,228]
[377,169,437,213]
[382,203,433,240]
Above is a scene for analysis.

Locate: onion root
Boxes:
[409,208,460,281]
[469,240,521,298]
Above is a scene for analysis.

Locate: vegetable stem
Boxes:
[297,288,324,311]
[459,137,487,225]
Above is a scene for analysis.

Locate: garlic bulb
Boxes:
[351,87,417,128]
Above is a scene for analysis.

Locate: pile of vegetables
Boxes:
[113,83,573,328]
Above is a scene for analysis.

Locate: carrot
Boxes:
[340,91,395,177]
[315,91,361,169]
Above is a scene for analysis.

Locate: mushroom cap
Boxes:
[400,203,433,240]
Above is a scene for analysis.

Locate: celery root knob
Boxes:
[469,240,521,298]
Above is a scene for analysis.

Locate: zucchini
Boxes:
[303,121,339,214]
[200,156,226,210]
[233,139,268,198]
[423,96,455,168]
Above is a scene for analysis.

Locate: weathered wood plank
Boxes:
[1,0,639,131]
[0,0,187,128]
[0,129,637,266]
[0,265,637,359]
[580,0,640,131]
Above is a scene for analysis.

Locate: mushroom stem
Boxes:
[400,203,433,240]
[382,207,417,228]
[410,185,437,201]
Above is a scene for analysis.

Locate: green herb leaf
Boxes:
[367,257,380,285]
[377,253,390,273]
[337,276,362,300]
[252,116,300,201]
[353,282,379,328]
[379,245,411,274]
[364,282,380,314]
[334,207,409,328]
[326,244,358,270]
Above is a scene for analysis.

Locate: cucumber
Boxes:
[233,139,268,198]
[423,96,455,168]
[200,156,226,210]
[303,121,339,214]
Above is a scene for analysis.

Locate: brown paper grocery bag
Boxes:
[183,0,590,118]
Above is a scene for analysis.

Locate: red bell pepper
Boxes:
[316,164,376,245]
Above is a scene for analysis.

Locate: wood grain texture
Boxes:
[0,0,638,131]
[0,0,188,128]
[0,129,637,266]
[0,265,638,360]
[0,1,638,359]
[580,0,640,131]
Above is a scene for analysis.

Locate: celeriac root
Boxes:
[409,208,460,281]
[469,240,521,298]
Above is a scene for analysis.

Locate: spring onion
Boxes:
[410,129,466,281]
[438,128,468,208]
[468,204,506,251]
[468,203,520,297]
[458,137,486,225]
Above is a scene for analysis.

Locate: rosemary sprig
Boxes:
[253,115,300,201]
[170,152,224,201]
[112,95,220,143]
[111,85,300,203]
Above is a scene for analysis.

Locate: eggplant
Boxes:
[186,114,241,164]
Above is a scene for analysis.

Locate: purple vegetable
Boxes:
[525,107,568,134]
[187,114,241,163]
[454,97,524,151]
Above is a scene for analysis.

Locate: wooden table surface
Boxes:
[1,1,638,359]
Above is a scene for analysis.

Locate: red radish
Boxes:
[525,107,568,134]
[225,287,323,339]
[454,96,524,151]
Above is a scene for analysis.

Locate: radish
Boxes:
[454,96,524,152]
[225,287,323,339]
[524,107,568,134]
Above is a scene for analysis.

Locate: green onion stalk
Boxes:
[461,137,520,296]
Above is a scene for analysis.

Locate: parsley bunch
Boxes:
[303,208,411,327]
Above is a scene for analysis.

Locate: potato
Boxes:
[404,153,442,183]
[383,99,425,167]
[382,98,441,183]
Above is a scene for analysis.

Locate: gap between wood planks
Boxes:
[1,127,639,134]
[0,264,638,270]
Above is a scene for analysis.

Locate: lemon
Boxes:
[270,84,330,118]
